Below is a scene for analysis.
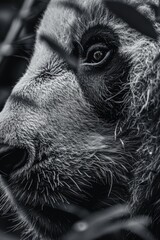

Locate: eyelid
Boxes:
[81,49,112,67]
[84,43,109,62]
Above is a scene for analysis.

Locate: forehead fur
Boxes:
[37,0,158,49]
[38,0,105,46]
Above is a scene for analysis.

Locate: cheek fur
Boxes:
[0,0,159,239]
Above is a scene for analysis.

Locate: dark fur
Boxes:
[0,0,159,239]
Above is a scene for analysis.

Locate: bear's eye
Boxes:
[82,43,112,66]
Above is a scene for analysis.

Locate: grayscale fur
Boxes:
[0,0,160,239]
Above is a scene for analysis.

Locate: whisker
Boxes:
[0,151,15,161]
[15,34,35,43]
[0,170,7,177]
[12,54,30,62]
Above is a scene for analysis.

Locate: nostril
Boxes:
[0,144,28,176]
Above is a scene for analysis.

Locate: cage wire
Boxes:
[0,0,159,239]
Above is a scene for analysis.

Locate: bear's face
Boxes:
[0,0,159,239]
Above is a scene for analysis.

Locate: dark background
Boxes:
[0,0,47,110]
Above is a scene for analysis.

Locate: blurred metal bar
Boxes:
[0,0,36,65]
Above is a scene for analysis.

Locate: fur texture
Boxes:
[0,0,159,239]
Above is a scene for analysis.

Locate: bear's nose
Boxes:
[0,144,27,175]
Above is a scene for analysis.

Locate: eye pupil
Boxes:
[82,42,112,66]
[93,50,103,62]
